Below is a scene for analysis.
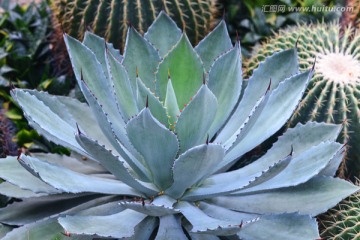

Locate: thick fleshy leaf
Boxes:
[0,224,11,239]
[165,79,180,129]
[207,44,242,138]
[79,80,148,181]
[216,48,299,143]
[238,213,319,240]
[183,153,291,201]
[2,218,89,240]
[123,27,160,92]
[212,176,359,216]
[237,142,342,194]
[0,194,98,225]
[199,202,259,223]
[229,122,342,182]
[76,132,158,196]
[106,50,138,120]
[221,71,311,170]
[11,89,85,155]
[0,156,59,194]
[167,144,225,199]
[32,152,106,175]
[175,85,217,153]
[55,94,114,151]
[64,34,121,127]
[195,20,233,71]
[126,108,179,190]
[18,154,140,196]
[320,149,344,176]
[119,202,179,217]
[144,11,182,57]
[59,209,146,238]
[176,201,243,235]
[156,34,204,106]
[0,182,46,199]
[135,77,168,125]
[156,215,188,240]
[82,31,109,79]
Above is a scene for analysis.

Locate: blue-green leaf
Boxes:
[195,20,233,71]
[207,44,242,138]
[123,27,160,92]
[216,48,299,143]
[156,34,204,107]
[175,85,217,153]
[144,11,182,57]
[126,108,179,190]
[59,209,146,238]
[167,144,224,199]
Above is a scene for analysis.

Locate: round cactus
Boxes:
[51,0,217,49]
[245,23,360,180]
[319,191,360,239]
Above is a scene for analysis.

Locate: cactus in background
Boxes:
[319,191,360,239]
[245,23,360,180]
[51,0,217,49]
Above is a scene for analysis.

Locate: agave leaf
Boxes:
[176,201,242,235]
[183,153,291,201]
[195,20,233,71]
[0,194,99,225]
[175,85,217,153]
[319,149,344,176]
[82,31,110,80]
[167,144,225,199]
[188,234,220,240]
[0,224,12,239]
[198,202,259,223]
[132,217,158,240]
[119,201,179,217]
[2,218,89,240]
[136,77,168,126]
[18,154,140,196]
[123,27,160,92]
[144,11,182,57]
[106,50,138,120]
[31,152,106,175]
[79,80,149,181]
[0,182,47,199]
[156,34,204,107]
[126,108,179,190]
[55,94,114,152]
[11,89,85,155]
[222,71,311,170]
[165,79,180,129]
[237,142,342,194]
[156,215,188,240]
[64,34,121,126]
[76,132,158,196]
[212,176,359,216]
[234,122,342,180]
[237,213,319,240]
[0,157,59,194]
[207,44,242,138]
[106,42,123,62]
[216,48,299,143]
[225,88,270,152]
[59,209,146,238]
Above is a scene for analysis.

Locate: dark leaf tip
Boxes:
[146,95,149,108]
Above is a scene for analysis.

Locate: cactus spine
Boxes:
[245,23,360,180]
[52,0,217,49]
[319,191,360,239]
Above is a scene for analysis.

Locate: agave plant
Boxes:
[0,12,358,239]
